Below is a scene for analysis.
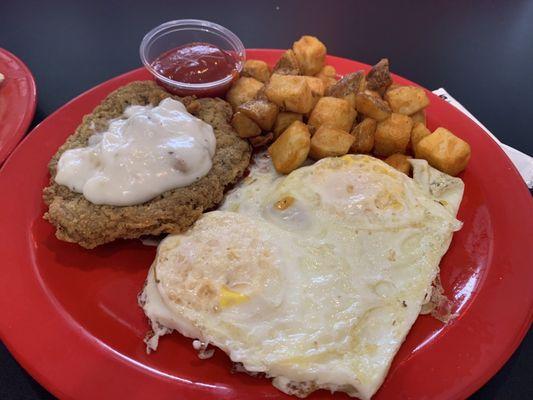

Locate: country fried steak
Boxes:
[43,81,251,249]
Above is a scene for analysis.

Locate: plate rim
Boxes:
[0,48,37,164]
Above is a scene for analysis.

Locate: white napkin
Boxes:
[432,88,533,189]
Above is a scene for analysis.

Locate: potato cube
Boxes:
[231,112,261,138]
[303,76,325,109]
[237,99,279,131]
[303,76,325,97]
[273,112,304,138]
[226,77,264,109]
[354,91,392,121]
[374,113,413,156]
[315,65,336,78]
[326,71,365,98]
[384,153,412,175]
[315,65,338,90]
[273,50,301,75]
[264,74,314,113]
[410,109,426,126]
[384,86,429,115]
[366,58,393,94]
[249,132,274,148]
[343,93,357,109]
[415,127,471,176]
[292,35,327,76]
[242,59,271,83]
[308,97,357,131]
[268,121,311,173]
[309,126,355,160]
[350,118,376,153]
[410,122,431,151]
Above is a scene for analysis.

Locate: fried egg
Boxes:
[140,154,464,399]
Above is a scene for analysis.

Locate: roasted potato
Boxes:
[231,111,262,138]
[273,49,301,75]
[384,153,412,175]
[354,91,392,121]
[366,58,393,94]
[350,117,376,153]
[410,109,426,126]
[268,121,311,173]
[226,77,264,109]
[292,35,327,76]
[315,65,336,78]
[326,71,365,97]
[315,65,337,90]
[415,127,471,176]
[264,74,314,113]
[384,86,429,115]
[249,132,274,148]
[308,97,357,132]
[242,59,271,83]
[374,113,413,156]
[309,126,355,159]
[273,112,304,138]
[237,99,279,131]
[303,76,326,108]
[410,122,431,151]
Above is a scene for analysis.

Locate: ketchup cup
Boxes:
[140,19,246,97]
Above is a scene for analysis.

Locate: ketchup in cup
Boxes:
[151,43,239,96]
[140,20,246,98]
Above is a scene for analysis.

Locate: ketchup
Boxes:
[151,42,239,97]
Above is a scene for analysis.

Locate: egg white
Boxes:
[140,154,464,399]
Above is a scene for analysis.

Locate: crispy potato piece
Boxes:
[342,93,357,109]
[411,109,426,126]
[264,74,314,113]
[273,50,301,75]
[316,65,336,78]
[384,153,412,175]
[268,121,311,173]
[249,132,274,148]
[415,127,471,176]
[410,122,431,151]
[237,99,279,131]
[242,59,271,83]
[354,91,392,121]
[292,35,327,76]
[326,71,365,97]
[315,65,338,90]
[226,77,264,109]
[303,76,325,108]
[374,113,413,156]
[231,111,262,138]
[384,86,430,115]
[273,112,304,138]
[366,58,393,95]
[303,76,325,97]
[350,117,376,153]
[310,126,354,159]
[308,97,357,131]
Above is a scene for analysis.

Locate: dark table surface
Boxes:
[0,1,531,399]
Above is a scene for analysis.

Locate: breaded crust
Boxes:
[43,81,251,248]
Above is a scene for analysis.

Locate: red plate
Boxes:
[0,50,531,400]
[0,48,37,164]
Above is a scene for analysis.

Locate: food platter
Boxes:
[0,48,36,164]
[0,49,531,400]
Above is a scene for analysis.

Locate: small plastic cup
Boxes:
[140,19,246,97]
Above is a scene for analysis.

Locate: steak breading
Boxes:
[43,81,251,248]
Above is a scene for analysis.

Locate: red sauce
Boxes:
[151,42,239,96]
